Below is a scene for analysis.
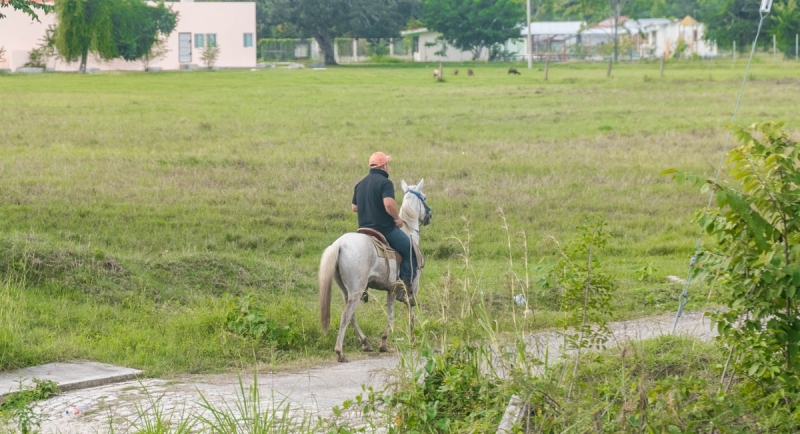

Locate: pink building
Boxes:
[0,0,257,71]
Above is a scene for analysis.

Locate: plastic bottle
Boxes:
[64,404,91,416]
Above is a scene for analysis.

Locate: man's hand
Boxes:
[383,198,403,228]
[351,204,358,212]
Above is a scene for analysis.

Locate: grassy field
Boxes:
[1,59,798,376]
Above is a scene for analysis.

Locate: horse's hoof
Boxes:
[362,344,373,352]
[338,355,349,363]
[379,344,389,353]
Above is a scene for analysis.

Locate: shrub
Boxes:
[224,294,302,350]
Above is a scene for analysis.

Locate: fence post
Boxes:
[796,34,798,60]
[544,53,550,80]
[607,56,612,77]
[334,42,339,63]
[733,41,736,62]
[773,34,777,61]
[389,38,394,57]
[660,53,664,77]
[353,38,358,62]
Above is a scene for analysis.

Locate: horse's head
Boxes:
[400,179,432,227]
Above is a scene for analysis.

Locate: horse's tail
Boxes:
[319,241,340,334]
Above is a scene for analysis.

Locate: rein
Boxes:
[403,189,431,228]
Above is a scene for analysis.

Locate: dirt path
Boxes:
[31,310,715,433]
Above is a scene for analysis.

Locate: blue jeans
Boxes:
[383,227,417,281]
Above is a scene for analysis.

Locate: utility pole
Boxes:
[527,0,532,69]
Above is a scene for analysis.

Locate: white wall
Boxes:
[0,1,256,71]
[399,31,489,62]
[0,7,52,70]
[652,22,717,58]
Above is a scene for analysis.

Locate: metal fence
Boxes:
[258,38,408,63]
[258,39,319,62]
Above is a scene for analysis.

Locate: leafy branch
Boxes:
[548,215,615,398]
[665,121,800,406]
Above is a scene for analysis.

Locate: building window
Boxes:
[195,34,204,49]
[244,33,254,48]
[206,34,217,48]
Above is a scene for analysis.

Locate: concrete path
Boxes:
[19,310,715,434]
[0,362,142,398]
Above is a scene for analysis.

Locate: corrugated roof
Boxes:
[400,27,430,36]
[521,21,585,36]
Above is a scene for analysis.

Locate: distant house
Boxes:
[645,16,717,59]
[398,28,489,62]
[515,21,584,60]
[0,0,257,72]
[512,16,716,61]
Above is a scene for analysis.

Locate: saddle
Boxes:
[357,228,402,265]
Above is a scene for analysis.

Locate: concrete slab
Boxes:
[0,362,142,398]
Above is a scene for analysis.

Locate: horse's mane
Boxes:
[399,196,419,226]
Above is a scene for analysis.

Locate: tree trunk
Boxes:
[314,32,337,66]
[472,46,483,60]
[80,46,88,74]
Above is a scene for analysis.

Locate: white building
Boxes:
[0,0,257,72]
[397,28,489,62]
[512,16,716,61]
[644,16,718,59]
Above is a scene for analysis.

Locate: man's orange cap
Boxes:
[369,152,392,167]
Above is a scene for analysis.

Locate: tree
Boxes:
[771,0,800,58]
[55,0,176,73]
[25,25,59,69]
[141,36,170,71]
[566,0,631,62]
[666,121,800,409]
[264,0,416,65]
[111,0,177,62]
[55,0,117,73]
[704,0,771,52]
[421,0,522,60]
[200,36,220,69]
[0,0,53,21]
[626,0,725,22]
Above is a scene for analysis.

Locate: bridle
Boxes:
[405,189,432,227]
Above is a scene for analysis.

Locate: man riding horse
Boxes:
[351,152,418,305]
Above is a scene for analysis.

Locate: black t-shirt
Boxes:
[352,168,395,235]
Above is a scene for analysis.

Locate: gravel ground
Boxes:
[27,310,716,433]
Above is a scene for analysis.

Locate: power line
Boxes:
[671,1,773,334]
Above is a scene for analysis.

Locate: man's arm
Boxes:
[351,204,358,212]
[383,198,403,228]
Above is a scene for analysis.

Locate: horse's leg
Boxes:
[380,290,396,353]
[335,296,360,363]
[350,314,372,352]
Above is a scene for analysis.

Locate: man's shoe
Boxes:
[394,279,416,306]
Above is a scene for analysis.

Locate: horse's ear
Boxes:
[400,180,409,192]
[415,179,425,192]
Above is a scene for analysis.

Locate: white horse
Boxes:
[319,179,431,363]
